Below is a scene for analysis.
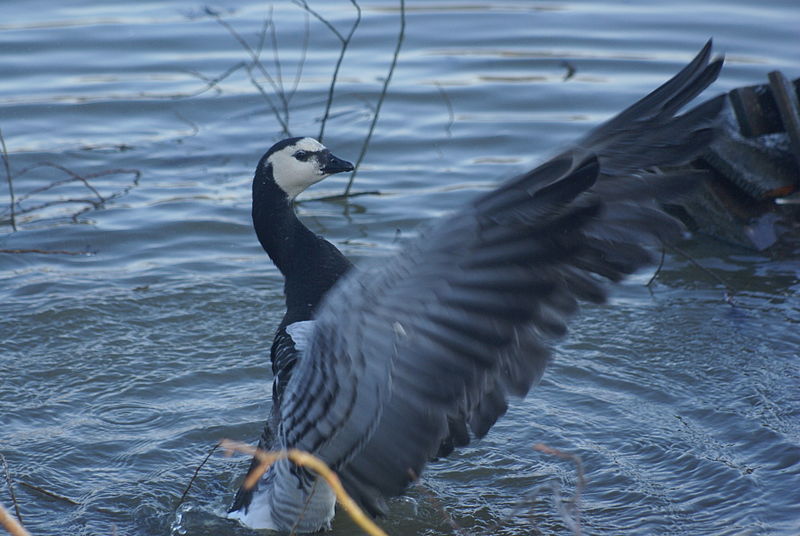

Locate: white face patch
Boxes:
[267,137,329,199]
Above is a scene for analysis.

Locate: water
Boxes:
[1,1,799,534]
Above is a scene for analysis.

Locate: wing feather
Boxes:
[275,42,725,517]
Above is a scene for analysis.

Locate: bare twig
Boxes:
[289,478,320,536]
[533,443,585,536]
[221,439,389,536]
[207,9,282,97]
[174,112,200,138]
[668,244,736,304]
[0,165,139,229]
[256,7,292,127]
[561,60,577,81]
[646,246,666,287]
[208,8,291,132]
[0,454,22,527]
[297,190,380,204]
[268,7,284,101]
[17,482,79,506]
[246,65,292,137]
[176,443,220,511]
[292,0,345,40]
[0,503,30,536]
[409,471,469,536]
[287,11,311,104]
[344,0,405,196]
[180,61,247,99]
[1,129,17,231]
[21,163,103,203]
[255,15,271,59]
[0,248,91,256]
[294,0,362,142]
[434,82,455,138]
[12,165,140,204]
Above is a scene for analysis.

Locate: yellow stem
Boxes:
[221,440,389,536]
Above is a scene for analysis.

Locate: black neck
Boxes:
[252,163,351,324]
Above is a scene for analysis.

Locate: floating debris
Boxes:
[669,73,800,252]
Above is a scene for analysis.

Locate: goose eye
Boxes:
[293,150,309,161]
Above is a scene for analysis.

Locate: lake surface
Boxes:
[1,1,799,535]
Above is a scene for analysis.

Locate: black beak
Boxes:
[321,153,354,175]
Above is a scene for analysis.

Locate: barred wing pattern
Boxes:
[276,42,725,518]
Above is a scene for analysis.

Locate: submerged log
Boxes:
[668,72,800,252]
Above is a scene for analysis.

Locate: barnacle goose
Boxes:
[228,42,725,532]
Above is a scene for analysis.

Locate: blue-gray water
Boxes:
[1,1,799,535]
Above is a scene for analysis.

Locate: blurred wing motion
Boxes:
[279,42,725,516]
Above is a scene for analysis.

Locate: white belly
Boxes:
[228,458,336,532]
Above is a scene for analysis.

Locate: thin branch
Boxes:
[180,61,247,99]
[254,16,271,59]
[208,8,289,124]
[1,129,17,231]
[344,0,405,196]
[268,6,285,102]
[434,82,455,138]
[12,165,139,204]
[220,440,389,536]
[533,443,585,536]
[289,478,320,536]
[11,197,101,215]
[17,482,79,506]
[267,8,293,129]
[254,8,291,129]
[410,472,469,536]
[25,163,103,203]
[246,65,292,137]
[297,190,380,204]
[0,166,139,228]
[561,60,577,82]
[0,454,22,527]
[668,244,737,304]
[0,248,91,256]
[174,112,200,138]
[293,0,362,142]
[646,246,666,287]
[287,11,311,104]
[175,443,220,511]
[292,1,345,41]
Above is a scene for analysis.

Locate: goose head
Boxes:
[258,137,354,200]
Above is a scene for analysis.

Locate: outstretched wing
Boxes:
[277,42,725,515]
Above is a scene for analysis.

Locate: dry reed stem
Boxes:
[220,439,389,536]
[0,503,30,536]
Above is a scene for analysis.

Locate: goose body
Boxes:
[228,137,353,530]
[228,42,726,532]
